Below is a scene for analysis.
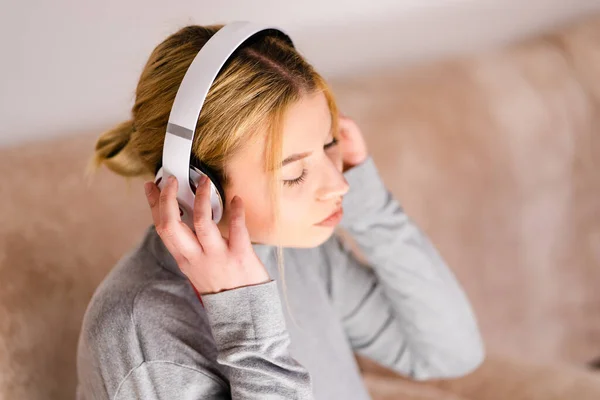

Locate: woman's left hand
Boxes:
[338,114,369,173]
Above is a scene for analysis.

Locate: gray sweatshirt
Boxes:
[76,156,485,400]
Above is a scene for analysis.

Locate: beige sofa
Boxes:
[1,15,600,400]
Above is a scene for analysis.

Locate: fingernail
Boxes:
[168,176,176,185]
[144,182,152,195]
[199,174,208,185]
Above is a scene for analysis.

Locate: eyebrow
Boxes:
[281,119,334,167]
[281,151,312,167]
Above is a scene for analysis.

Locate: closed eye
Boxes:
[283,137,339,187]
[324,137,338,150]
[284,168,307,187]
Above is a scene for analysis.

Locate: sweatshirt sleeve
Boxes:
[201,281,314,399]
[113,281,313,400]
[325,156,485,381]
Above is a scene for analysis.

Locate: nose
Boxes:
[316,158,350,201]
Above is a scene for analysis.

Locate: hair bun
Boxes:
[88,120,148,178]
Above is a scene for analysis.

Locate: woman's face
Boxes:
[217,91,349,248]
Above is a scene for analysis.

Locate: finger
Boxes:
[193,174,223,251]
[339,112,355,124]
[159,176,182,228]
[337,119,353,140]
[339,118,364,147]
[167,225,207,268]
[156,176,192,250]
[155,177,204,263]
[144,181,161,226]
[228,195,251,253]
[159,228,206,276]
[338,115,355,133]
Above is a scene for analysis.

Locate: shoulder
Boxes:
[79,241,171,342]
[80,241,214,357]
[78,240,226,396]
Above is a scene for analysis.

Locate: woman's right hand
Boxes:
[143,174,271,295]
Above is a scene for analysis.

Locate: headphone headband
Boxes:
[158,21,293,227]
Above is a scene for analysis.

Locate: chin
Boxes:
[253,224,337,248]
[296,225,336,248]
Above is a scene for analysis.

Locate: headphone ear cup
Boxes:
[189,176,197,194]
[154,167,164,188]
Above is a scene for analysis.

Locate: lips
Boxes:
[316,205,343,225]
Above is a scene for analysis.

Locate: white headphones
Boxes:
[154,21,294,229]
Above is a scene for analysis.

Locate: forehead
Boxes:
[280,91,331,156]
[226,91,331,178]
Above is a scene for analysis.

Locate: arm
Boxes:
[139,162,314,398]
[326,156,485,380]
[114,281,313,400]
[202,281,314,399]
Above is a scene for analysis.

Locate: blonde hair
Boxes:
[87,24,339,315]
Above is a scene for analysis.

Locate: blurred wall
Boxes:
[1,0,600,147]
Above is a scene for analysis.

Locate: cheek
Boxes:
[278,192,335,248]
[243,195,310,245]
[222,181,321,245]
[238,193,275,238]
[220,178,275,240]
[279,188,315,227]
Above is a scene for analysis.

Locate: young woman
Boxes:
[77,24,484,399]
